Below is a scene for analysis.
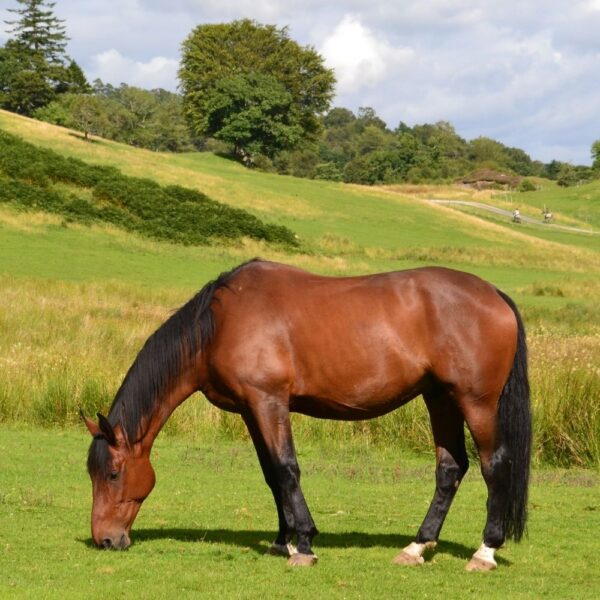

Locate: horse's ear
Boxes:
[80,410,101,437]
[97,413,117,447]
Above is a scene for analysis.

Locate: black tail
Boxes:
[496,290,532,542]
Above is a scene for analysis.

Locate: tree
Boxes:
[34,92,111,139]
[468,136,508,170]
[556,163,578,187]
[1,0,86,114]
[357,125,389,156]
[0,43,55,113]
[505,146,536,176]
[202,72,304,160]
[63,94,111,140]
[35,81,194,151]
[322,107,355,129]
[179,19,335,161]
[543,160,562,180]
[592,139,600,173]
[5,0,68,65]
[356,106,387,131]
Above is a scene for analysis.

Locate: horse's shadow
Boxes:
[80,528,509,565]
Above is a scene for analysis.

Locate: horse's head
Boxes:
[81,411,155,550]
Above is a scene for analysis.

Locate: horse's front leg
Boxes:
[242,412,297,557]
[243,392,318,566]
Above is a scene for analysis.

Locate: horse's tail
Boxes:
[496,290,532,542]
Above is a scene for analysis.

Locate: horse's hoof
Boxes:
[465,557,497,572]
[392,541,436,566]
[266,542,297,557]
[392,551,424,566]
[286,552,318,567]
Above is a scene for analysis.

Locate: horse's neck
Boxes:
[136,363,202,451]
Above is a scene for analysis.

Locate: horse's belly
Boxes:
[288,339,428,420]
[289,380,425,420]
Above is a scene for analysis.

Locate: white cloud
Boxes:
[89,49,178,90]
[320,15,413,94]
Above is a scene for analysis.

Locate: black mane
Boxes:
[87,259,260,477]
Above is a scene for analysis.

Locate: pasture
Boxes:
[1,428,599,599]
[0,110,599,596]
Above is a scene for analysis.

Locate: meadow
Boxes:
[0,109,599,596]
[1,428,599,599]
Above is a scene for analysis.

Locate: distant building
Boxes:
[458,169,521,190]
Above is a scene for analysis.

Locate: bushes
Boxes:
[519,178,537,192]
[0,129,298,248]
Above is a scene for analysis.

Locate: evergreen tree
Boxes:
[1,0,85,114]
[5,0,68,65]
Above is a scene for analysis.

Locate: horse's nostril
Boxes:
[101,538,112,549]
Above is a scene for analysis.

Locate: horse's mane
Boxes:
[87,259,260,477]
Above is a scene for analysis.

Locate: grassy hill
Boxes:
[0,109,599,466]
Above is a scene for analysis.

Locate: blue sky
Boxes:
[2,0,599,164]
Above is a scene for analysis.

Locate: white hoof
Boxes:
[392,541,436,565]
[466,543,497,572]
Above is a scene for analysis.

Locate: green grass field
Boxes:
[1,428,599,599]
[0,110,599,597]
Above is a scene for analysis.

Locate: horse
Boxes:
[82,259,531,571]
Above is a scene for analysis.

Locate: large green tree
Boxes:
[179,19,335,161]
[1,0,87,114]
[202,72,304,160]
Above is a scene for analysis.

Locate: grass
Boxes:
[499,180,600,229]
[0,427,599,599]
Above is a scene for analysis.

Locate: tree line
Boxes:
[1,1,598,187]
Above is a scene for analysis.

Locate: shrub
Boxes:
[0,129,298,248]
[314,162,342,181]
[519,178,537,192]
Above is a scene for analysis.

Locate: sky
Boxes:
[2,0,599,165]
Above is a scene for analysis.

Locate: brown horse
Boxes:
[82,260,531,571]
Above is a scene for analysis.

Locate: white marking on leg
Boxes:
[402,541,437,562]
[472,543,497,567]
[286,542,298,556]
[270,542,298,556]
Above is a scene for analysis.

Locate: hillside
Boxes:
[0,129,297,247]
[1,108,599,292]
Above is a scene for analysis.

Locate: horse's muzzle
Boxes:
[99,533,130,550]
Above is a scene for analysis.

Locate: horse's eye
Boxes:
[110,471,119,480]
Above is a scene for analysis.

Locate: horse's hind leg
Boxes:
[242,393,318,566]
[462,399,511,572]
[393,391,469,565]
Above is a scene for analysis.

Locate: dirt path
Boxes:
[427,199,599,235]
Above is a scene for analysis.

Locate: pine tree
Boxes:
[1,0,88,114]
[5,0,69,66]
